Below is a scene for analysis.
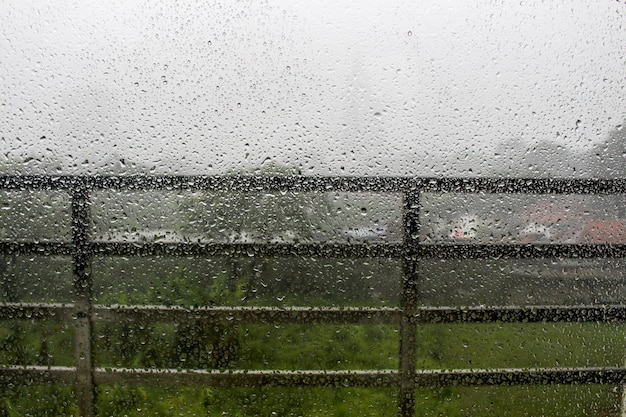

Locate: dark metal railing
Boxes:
[0,175,625,416]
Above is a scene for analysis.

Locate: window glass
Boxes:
[2,1,625,416]
[2,0,624,177]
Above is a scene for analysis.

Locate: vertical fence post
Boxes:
[71,178,95,417]
[399,189,420,416]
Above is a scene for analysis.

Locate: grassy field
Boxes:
[2,256,626,415]
[413,322,625,416]
[2,319,625,416]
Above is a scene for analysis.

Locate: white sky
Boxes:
[1,0,625,175]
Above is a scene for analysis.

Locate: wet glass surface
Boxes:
[0,385,78,416]
[0,319,75,367]
[414,385,620,417]
[93,256,401,308]
[0,191,72,242]
[96,386,399,417]
[91,190,403,244]
[94,321,398,371]
[0,255,74,303]
[2,0,626,415]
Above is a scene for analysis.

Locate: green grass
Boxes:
[94,321,399,371]
[416,322,626,369]
[3,260,626,415]
[96,386,399,417]
[415,385,620,417]
[4,318,626,415]
[413,322,626,416]
[0,319,74,366]
[91,256,402,308]
[0,384,78,417]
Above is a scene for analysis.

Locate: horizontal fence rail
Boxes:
[1,175,625,193]
[6,303,626,324]
[6,366,626,387]
[1,175,626,416]
[2,241,625,258]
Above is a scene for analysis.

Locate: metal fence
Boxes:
[0,175,625,416]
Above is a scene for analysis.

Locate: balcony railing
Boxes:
[1,175,625,416]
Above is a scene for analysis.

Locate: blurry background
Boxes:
[1,0,624,177]
[1,2,626,415]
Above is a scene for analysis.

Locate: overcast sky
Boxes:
[1,0,625,176]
